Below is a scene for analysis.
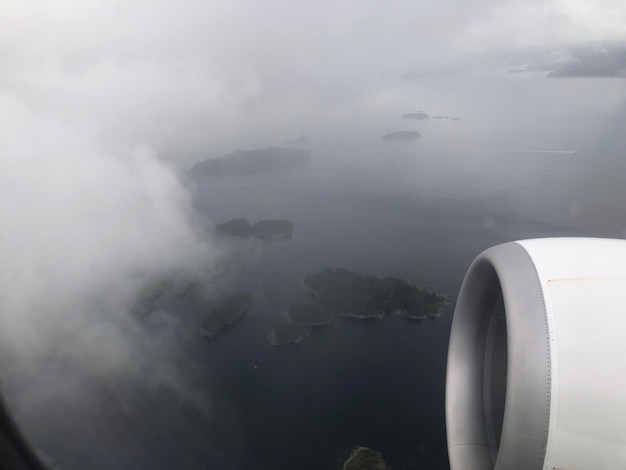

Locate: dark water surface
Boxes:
[183,144,582,469]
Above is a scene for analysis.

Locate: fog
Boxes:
[4,0,626,153]
[1,1,626,468]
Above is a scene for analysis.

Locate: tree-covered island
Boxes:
[342,446,389,470]
[199,293,252,338]
[191,147,311,175]
[303,268,448,320]
[267,323,310,346]
[215,218,295,240]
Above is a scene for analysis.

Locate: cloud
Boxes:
[3,1,626,465]
[0,88,220,464]
[3,0,624,154]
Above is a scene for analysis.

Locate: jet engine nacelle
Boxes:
[446,238,626,470]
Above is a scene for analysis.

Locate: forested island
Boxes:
[401,112,429,120]
[199,293,252,338]
[304,268,448,319]
[343,446,389,470]
[215,218,295,240]
[191,147,311,175]
[251,219,295,239]
[267,304,332,346]
[132,277,200,318]
[381,131,421,141]
[267,323,310,346]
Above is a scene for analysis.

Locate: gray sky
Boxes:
[2,0,626,152]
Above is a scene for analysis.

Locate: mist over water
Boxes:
[2,1,626,469]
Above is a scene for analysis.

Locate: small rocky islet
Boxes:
[267,303,333,347]
[401,112,429,120]
[303,268,449,320]
[381,130,421,142]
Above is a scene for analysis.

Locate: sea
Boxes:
[175,141,585,469]
[9,137,614,470]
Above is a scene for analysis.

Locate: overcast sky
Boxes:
[2,0,626,153]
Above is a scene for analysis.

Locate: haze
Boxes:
[1,1,626,468]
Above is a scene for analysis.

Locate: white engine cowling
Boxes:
[446,238,626,470]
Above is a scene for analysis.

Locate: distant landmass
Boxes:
[451,117,461,121]
[191,147,311,175]
[381,131,421,142]
[431,116,443,119]
[267,323,310,346]
[507,69,526,74]
[215,218,295,240]
[304,268,448,320]
[199,293,252,338]
[343,447,388,470]
[547,44,626,78]
[401,112,429,120]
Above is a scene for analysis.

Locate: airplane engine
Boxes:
[446,238,626,470]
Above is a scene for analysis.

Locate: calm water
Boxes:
[10,142,594,469]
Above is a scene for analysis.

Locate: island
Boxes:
[215,218,295,240]
[251,219,295,240]
[132,277,202,318]
[199,293,252,338]
[191,147,311,175]
[343,447,388,470]
[401,112,429,120]
[381,131,421,142]
[267,323,310,346]
[431,115,444,119]
[215,218,251,238]
[286,304,333,326]
[131,278,174,318]
[303,268,448,320]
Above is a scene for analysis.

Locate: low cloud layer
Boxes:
[0,90,220,465]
